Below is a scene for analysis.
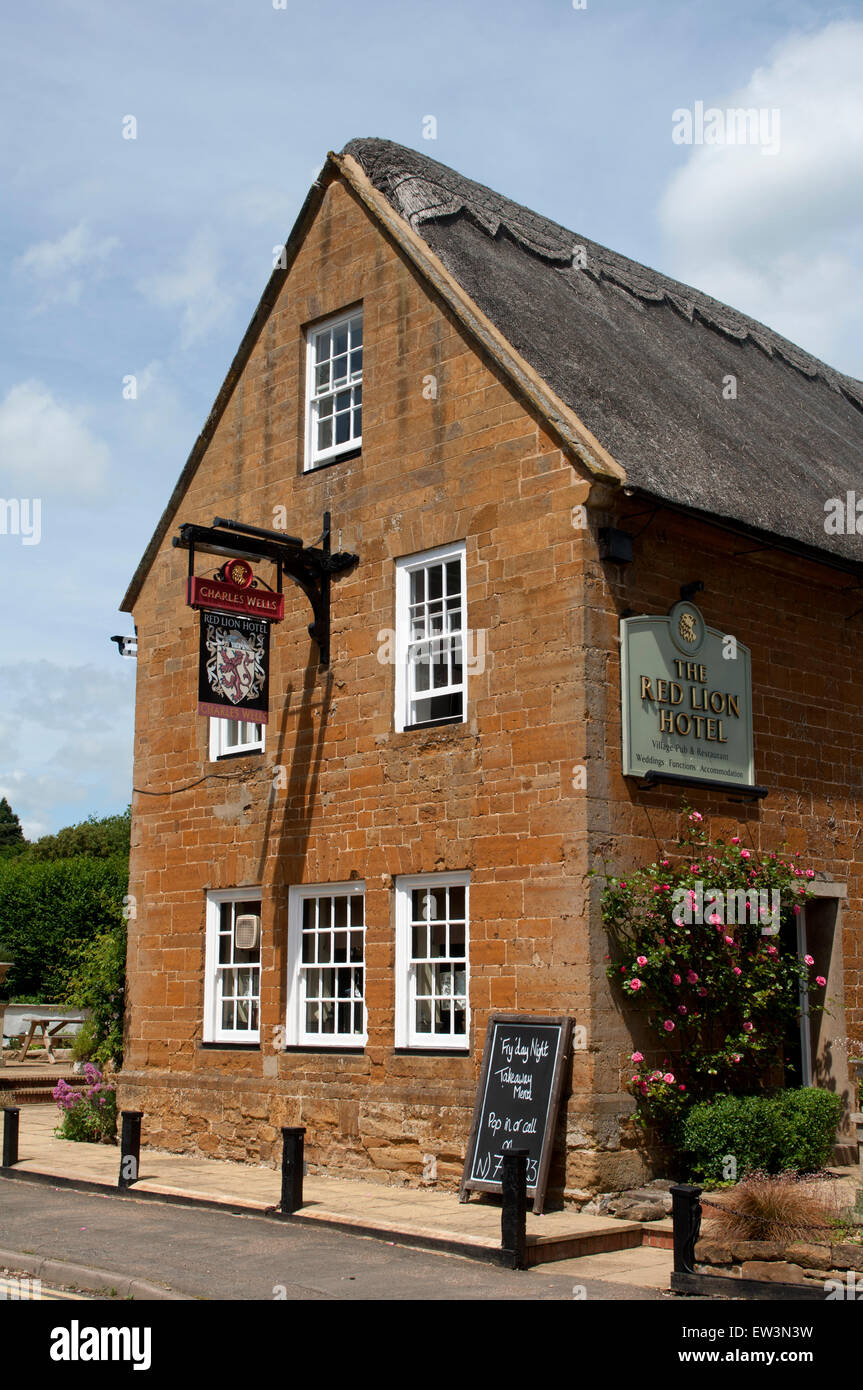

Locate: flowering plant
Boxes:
[53,1063,117,1143]
[603,809,826,1133]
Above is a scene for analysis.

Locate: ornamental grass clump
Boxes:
[702,1172,843,1246]
[53,1063,117,1143]
[602,808,827,1134]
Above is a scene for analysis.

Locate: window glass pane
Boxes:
[350,349,363,376]
[314,329,331,361]
[335,411,350,444]
[318,418,332,451]
[428,565,443,600]
[334,931,347,962]
[431,923,447,957]
[446,560,461,594]
[333,328,348,356]
[350,895,363,926]
[350,316,362,345]
[411,569,425,603]
[449,921,466,958]
[416,999,431,1033]
[315,363,330,391]
[353,407,362,437]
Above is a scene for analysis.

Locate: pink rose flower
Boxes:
[631,1051,644,1063]
[709,913,722,925]
[686,971,698,984]
[742,1022,754,1033]
[804,954,815,966]
[794,905,801,915]
[672,973,681,986]
[732,966,742,976]
[651,1070,662,1081]
[766,945,778,956]
[663,1020,675,1032]
[677,1005,687,1015]
[731,836,740,845]
[678,1084,686,1092]
[740,849,751,859]
[663,1072,675,1084]
[724,935,734,946]
[805,869,815,879]
[816,976,826,987]
[636,955,648,966]
[689,811,703,822]
[698,987,707,997]
[629,978,642,991]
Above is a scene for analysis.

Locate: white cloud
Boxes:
[13,221,119,309]
[0,380,112,495]
[659,20,863,376]
[0,663,134,838]
[138,227,234,347]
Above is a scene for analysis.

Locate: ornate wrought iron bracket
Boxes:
[172,512,358,668]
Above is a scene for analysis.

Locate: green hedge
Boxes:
[681,1088,843,1184]
[0,853,128,1000]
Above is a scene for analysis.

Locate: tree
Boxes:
[0,797,25,855]
[27,807,131,861]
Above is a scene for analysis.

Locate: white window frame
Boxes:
[304,307,363,470]
[395,872,470,1050]
[394,541,467,733]
[208,718,265,760]
[203,887,262,1044]
[286,881,367,1047]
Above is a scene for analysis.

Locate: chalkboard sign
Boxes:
[460,1014,572,1215]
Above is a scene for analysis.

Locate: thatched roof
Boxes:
[344,138,863,566]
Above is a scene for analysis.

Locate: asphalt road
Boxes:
[0,1176,666,1302]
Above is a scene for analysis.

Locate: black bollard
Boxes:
[670,1183,703,1274]
[501,1149,528,1270]
[2,1107,20,1168]
[118,1110,143,1189]
[280,1126,306,1214]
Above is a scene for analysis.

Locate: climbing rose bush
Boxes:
[603,810,825,1133]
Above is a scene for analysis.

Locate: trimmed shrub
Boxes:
[773,1087,844,1175]
[682,1088,842,1184]
[682,1094,779,1184]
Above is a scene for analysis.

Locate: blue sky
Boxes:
[2,0,862,835]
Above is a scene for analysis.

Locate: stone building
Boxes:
[119,138,863,1198]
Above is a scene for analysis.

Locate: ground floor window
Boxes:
[395,872,469,1049]
[203,889,262,1043]
[286,882,366,1046]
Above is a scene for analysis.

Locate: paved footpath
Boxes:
[0,1180,668,1301]
[1,1105,674,1291]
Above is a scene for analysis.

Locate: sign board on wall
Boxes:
[460,1014,572,1215]
[621,601,754,789]
[197,610,270,723]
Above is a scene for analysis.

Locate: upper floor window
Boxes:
[305,308,362,469]
[394,542,467,732]
[209,718,264,760]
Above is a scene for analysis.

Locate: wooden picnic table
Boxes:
[14,1015,81,1064]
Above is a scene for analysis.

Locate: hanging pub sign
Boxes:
[620,600,755,789]
[188,558,284,622]
[197,609,270,724]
